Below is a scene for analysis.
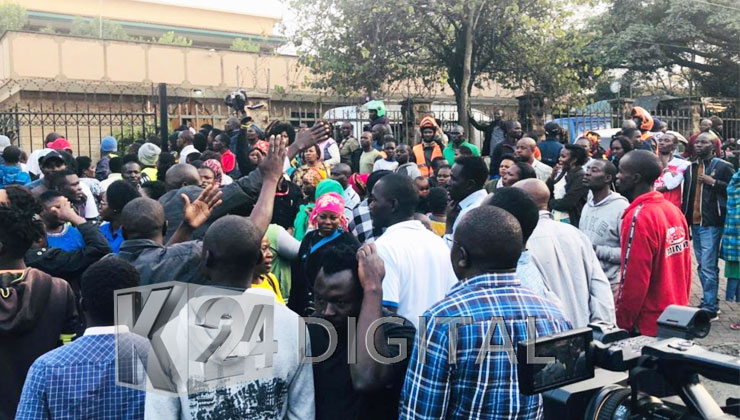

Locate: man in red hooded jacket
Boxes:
[614,150,692,336]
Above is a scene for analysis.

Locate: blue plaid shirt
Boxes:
[399,272,571,420]
[16,332,145,420]
[722,170,740,262]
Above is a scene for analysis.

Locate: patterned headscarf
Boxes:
[309,192,348,232]
[349,173,369,196]
[202,159,223,186]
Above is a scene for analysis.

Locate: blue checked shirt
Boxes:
[16,331,146,420]
[722,170,740,262]
[399,272,572,420]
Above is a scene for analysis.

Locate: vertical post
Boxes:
[159,83,169,152]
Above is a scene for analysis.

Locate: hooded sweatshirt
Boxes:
[616,191,692,336]
[579,192,629,285]
[0,268,78,420]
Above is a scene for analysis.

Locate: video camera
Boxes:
[518,306,740,419]
[225,89,265,116]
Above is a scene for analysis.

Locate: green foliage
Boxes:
[70,17,129,40]
[287,0,600,107]
[587,0,740,97]
[0,2,28,34]
[230,38,260,53]
[156,31,192,47]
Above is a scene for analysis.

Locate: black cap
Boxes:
[544,122,561,136]
[40,150,65,166]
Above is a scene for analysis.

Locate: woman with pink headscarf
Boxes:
[287,191,360,316]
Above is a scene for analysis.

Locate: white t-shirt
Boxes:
[373,159,399,172]
[375,220,458,328]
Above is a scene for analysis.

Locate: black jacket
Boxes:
[25,222,112,294]
[547,166,588,228]
[683,157,735,227]
[160,168,264,242]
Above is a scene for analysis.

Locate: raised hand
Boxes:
[182,184,223,229]
[259,134,288,182]
[290,121,330,159]
[357,243,385,293]
[51,196,86,225]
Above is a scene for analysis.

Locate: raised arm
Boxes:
[351,243,394,391]
[249,135,288,240]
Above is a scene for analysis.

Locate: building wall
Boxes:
[0,31,516,101]
[21,0,279,37]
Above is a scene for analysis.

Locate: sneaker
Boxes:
[708,312,719,322]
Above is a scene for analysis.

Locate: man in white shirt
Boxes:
[444,156,489,247]
[369,173,457,328]
[515,137,553,181]
[514,178,616,328]
[373,140,399,172]
[177,130,198,164]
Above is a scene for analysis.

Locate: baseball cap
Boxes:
[48,137,73,152]
[40,150,65,167]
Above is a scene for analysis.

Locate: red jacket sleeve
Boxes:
[616,216,657,332]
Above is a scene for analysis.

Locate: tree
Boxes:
[587,0,740,97]
[70,17,129,40]
[0,2,28,34]
[286,0,438,99]
[288,0,599,133]
[231,38,260,53]
[156,31,192,47]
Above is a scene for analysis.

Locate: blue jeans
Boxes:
[727,278,740,302]
[692,225,722,313]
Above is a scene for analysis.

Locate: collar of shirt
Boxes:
[84,325,130,336]
[384,219,426,235]
[459,189,487,210]
[449,271,520,295]
[539,210,553,219]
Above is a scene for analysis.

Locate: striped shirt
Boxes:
[399,272,571,420]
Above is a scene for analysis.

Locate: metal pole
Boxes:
[159,83,169,152]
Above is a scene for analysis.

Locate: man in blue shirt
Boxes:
[16,257,145,420]
[39,191,86,252]
[539,121,564,168]
[399,206,571,420]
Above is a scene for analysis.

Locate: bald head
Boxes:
[454,206,523,272]
[165,163,201,191]
[121,197,165,241]
[515,137,538,163]
[513,178,550,211]
[202,215,262,286]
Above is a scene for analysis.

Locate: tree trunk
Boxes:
[458,4,474,143]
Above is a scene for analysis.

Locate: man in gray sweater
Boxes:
[580,160,629,295]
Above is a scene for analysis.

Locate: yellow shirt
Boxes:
[430,220,446,237]
[253,273,285,304]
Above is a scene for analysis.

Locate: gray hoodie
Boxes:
[579,192,629,285]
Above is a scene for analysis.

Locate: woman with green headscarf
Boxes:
[293,177,345,241]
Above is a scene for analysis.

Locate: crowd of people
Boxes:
[0,101,737,420]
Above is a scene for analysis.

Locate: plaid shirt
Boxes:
[350,198,383,244]
[722,170,740,262]
[399,272,571,420]
[16,332,146,420]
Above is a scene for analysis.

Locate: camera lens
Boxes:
[586,385,632,420]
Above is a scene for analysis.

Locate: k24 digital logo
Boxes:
[114,282,277,396]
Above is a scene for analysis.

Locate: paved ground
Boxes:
[686,255,740,407]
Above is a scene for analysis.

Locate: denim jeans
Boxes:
[692,225,723,313]
[727,278,740,302]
